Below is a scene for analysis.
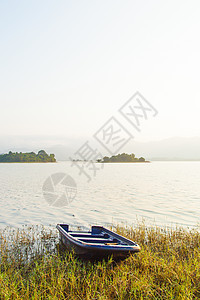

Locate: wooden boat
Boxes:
[56,224,140,259]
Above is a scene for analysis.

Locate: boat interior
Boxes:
[61,225,127,245]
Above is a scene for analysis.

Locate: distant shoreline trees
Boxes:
[97,153,147,163]
[0,150,56,163]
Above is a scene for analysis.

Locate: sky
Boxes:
[0,0,200,145]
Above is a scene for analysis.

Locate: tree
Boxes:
[0,150,56,163]
[100,153,146,163]
[139,157,145,162]
[131,153,135,161]
[38,150,48,156]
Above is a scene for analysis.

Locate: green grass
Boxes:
[0,224,200,299]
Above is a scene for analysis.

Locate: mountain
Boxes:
[0,136,200,161]
[46,137,200,161]
[126,137,200,161]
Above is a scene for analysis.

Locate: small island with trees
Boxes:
[97,153,149,163]
[0,150,56,163]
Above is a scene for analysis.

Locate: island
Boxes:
[0,150,56,163]
[97,153,149,163]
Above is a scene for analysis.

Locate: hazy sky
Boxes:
[0,0,200,142]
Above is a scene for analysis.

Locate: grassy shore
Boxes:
[0,224,200,299]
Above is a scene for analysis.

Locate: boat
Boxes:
[56,224,140,259]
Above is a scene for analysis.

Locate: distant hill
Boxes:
[126,137,200,161]
[0,136,200,161]
[45,137,200,161]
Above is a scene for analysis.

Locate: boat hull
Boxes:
[57,224,140,259]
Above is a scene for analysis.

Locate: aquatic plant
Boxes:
[0,224,200,299]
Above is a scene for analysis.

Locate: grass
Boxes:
[0,224,200,299]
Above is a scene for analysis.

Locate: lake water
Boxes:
[0,161,199,229]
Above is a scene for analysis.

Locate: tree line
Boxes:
[97,153,146,163]
[0,150,56,163]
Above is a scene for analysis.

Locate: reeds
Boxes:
[0,224,200,299]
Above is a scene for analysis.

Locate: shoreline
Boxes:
[99,161,150,163]
[1,223,199,299]
[0,161,57,163]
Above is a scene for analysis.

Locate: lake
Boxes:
[0,161,199,229]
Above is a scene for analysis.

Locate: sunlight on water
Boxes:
[0,161,199,228]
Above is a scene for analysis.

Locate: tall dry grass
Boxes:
[0,224,200,299]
